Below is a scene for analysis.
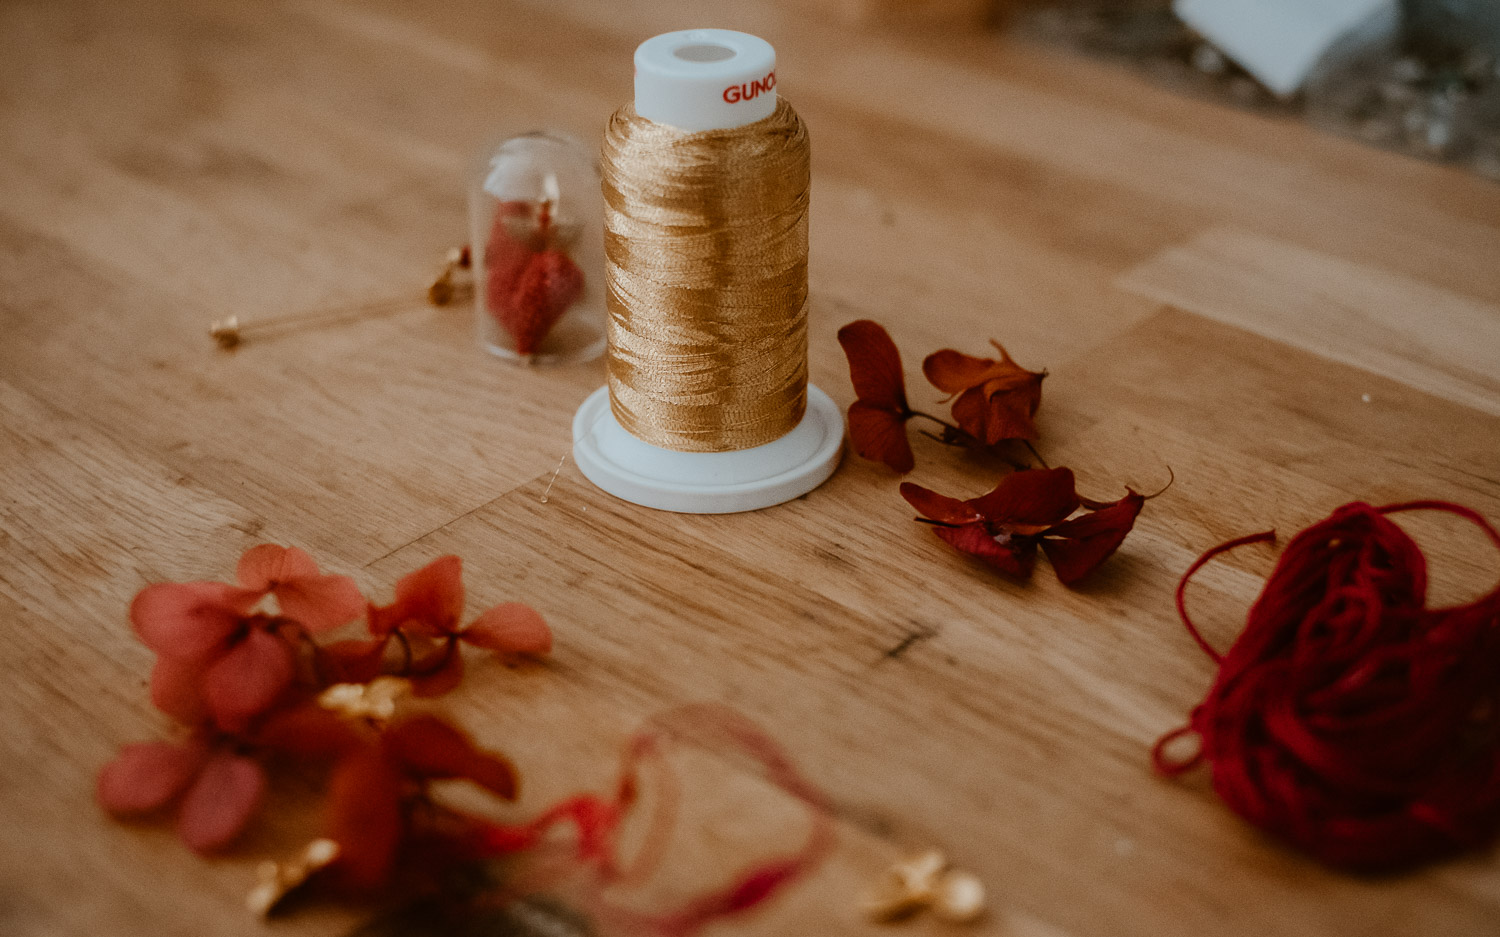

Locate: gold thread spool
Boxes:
[601,98,810,453]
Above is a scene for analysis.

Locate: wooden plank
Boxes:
[0,213,589,568]
[0,379,349,937]
[2,0,1499,934]
[1117,226,1500,417]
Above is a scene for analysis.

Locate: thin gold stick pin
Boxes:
[210,247,471,349]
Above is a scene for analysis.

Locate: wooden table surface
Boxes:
[5,1,1500,935]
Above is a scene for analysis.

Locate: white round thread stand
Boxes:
[572,29,843,514]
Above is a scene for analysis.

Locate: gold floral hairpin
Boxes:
[863,849,985,925]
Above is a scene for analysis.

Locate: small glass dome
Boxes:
[468,132,604,366]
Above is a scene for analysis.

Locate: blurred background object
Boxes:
[1411,0,1500,54]
[1174,0,1400,99]
[800,0,993,25]
[997,0,1500,180]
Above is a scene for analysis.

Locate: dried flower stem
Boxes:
[1021,439,1049,469]
[908,410,1041,471]
[907,409,973,443]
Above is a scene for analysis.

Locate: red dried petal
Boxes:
[130,582,258,660]
[318,637,391,684]
[922,348,1012,394]
[899,482,982,525]
[980,365,1045,396]
[837,320,909,412]
[274,575,365,633]
[463,603,552,656]
[949,386,992,443]
[369,556,464,638]
[256,705,370,760]
[408,642,465,698]
[236,544,320,591]
[978,373,1043,444]
[925,343,1044,444]
[326,748,404,891]
[503,250,584,355]
[97,740,208,816]
[203,629,295,731]
[149,655,208,725]
[968,468,1080,533]
[236,545,364,632]
[847,402,915,474]
[1041,492,1145,586]
[485,201,540,327]
[384,715,518,800]
[934,522,1039,579]
[176,751,265,854]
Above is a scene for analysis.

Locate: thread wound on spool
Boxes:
[601,98,810,453]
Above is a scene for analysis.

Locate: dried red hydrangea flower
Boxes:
[922,341,1045,446]
[837,319,916,473]
[131,545,363,729]
[99,545,548,905]
[235,545,366,631]
[97,737,266,854]
[837,321,1053,472]
[361,555,551,696]
[264,706,518,892]
[901,468,1143,586]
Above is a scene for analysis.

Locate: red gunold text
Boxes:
[723,71,776,104]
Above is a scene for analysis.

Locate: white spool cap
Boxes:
[572,29,843,514]
[634,29,778,131]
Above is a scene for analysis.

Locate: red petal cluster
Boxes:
[256,706,517,891]
[485,200,585,355]
[901,468,1144,586]
[100,544,549,864]
[836,320,915,473]
[923,341,1044,445]
[836,321,1049,474]
[356,555,552,696]
[131,545,361,730]
[97,738,264,854]
[837,318,1153,588]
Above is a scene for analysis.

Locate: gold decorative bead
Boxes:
[933,869,986,923]
[317,676,409,723]
[863,849,986,925]
[427,272,455,306]
[209,315,242,348]
[246,838,340,916]
[862,850,945,922]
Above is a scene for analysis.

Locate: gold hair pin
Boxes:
[210,247,471,350]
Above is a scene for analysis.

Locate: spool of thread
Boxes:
[572,29,843,514]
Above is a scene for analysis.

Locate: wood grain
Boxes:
[1117,226,1500,417]
[2,1,1499,935]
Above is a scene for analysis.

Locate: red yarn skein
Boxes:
[1155,500,1500,871]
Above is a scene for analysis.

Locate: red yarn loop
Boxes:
[472,704,833,936]
[1156,500,1500,871]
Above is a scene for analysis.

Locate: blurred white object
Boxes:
[1174,0,1400,97]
